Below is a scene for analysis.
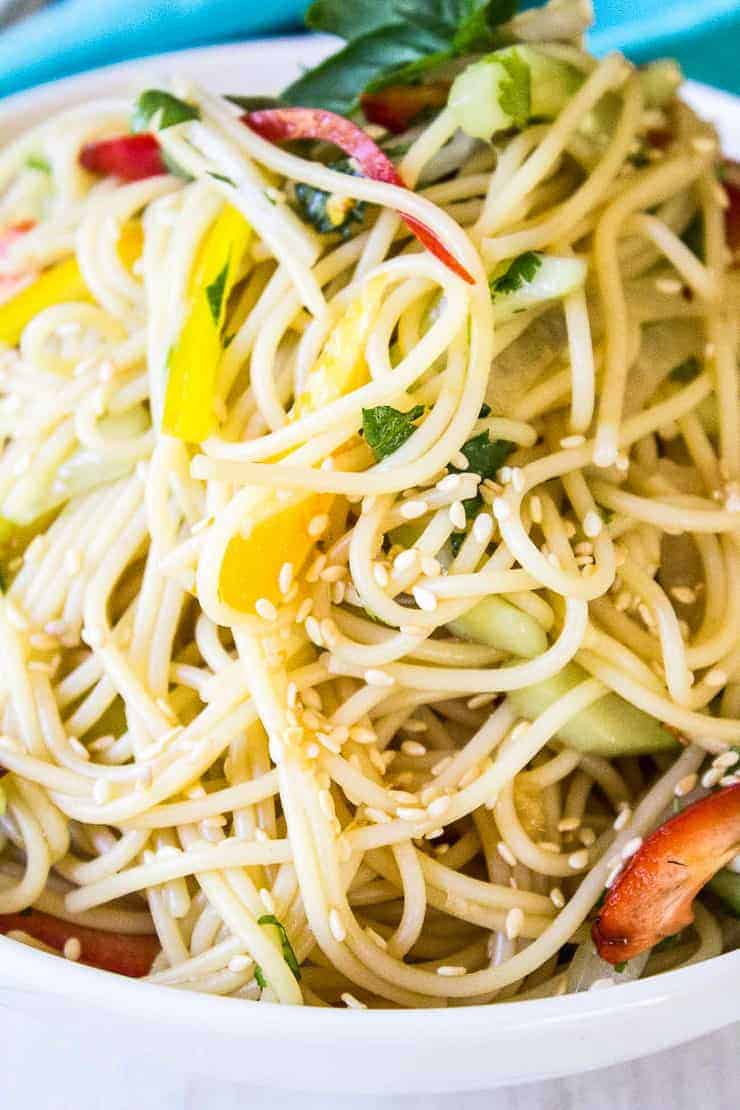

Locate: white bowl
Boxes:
[0,37,738,1094]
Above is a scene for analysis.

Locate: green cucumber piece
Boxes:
[448,595,547,659]
[708,868,740,916]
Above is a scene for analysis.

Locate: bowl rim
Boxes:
[0,35,738,1042]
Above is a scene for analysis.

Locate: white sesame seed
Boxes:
[505,907,524,940]
[396,805,427,821]
[63,937,82,962]
[492,497,510,522]
[400,499,428,520]
[655,276,682,295]
[296,598,313,623]
[255,597,278,622]
[621,836,642,861]
[341,991,367,1009]
[550,887,566,909]
[305,616,323,646]
[329,908,347,942]
[426,795,451,819]
[557,817,580,833]
[467,692,496,710]
[472,512,494,544]
[560,434,586,449]
[228,955,251,973]
[436,965,467,977]
[497,841,517,867]
[568,849,589,870]
[701,766,724,789]
[372,562,390,588]
[307,513,329,538]
[365,668,395,688]
[449,500,467,530]
[278,563,294,595]
[393,548,419,575]
[420,555,441,578]
[400,740,427,756]
[451,451,469,470]
[714,750,739,770]
[413,585,438,612]
[583,510,603,539]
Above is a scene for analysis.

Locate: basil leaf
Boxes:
[453,431,514,480]
[258,914,302,981]
[490,251,542,297]
[226,95,284,112]
[205,260,230,327]
[453,0,518,53]
[132,89,199,133]
[25,153,51,174]
[307,0,515,47]
[669,356,700,383]
[362,404,424,461]
[294,158,366,237]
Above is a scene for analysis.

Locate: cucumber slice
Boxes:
[507,662,678,756]
[449,595,547,658]
[489,252,587,321]
[708,868,740,916]
[449,46,582,141]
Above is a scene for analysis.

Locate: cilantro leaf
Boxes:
[294,159,366,237]
[205,260,230,327]
[490,252,542,297]
[25,154,51,174]
[497,49,531,127]
[454,431,513,480]
[614,960,628,974]
[362,404,424,461]
[258,914,302,981]
[132,90,199,133]
[669,356,700,383]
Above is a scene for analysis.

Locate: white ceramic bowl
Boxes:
[0,37,738,1094]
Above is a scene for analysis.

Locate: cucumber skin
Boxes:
[507,663,678,757]
[449,595,547,659]
[708,869,740,916]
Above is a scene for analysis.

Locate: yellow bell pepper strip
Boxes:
[163,204,252,443]
[218,276,385,614]
[0,221,144,348]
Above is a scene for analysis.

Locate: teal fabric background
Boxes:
[0,1,738,100]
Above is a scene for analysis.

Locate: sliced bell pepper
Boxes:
[218,276,385,613]
[0,908,159,977]
[163,203,252,443]
[360,83,451,134]
[593,782,740,964]
[80,133,166,181]
[0,221,144,348]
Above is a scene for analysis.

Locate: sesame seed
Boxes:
[228,955,251,973]
[413,585,437,612]
[372,562,390,588]
[401,499,428,520]
[278,563,294,595]
[505,907,524,940]
[63,937,82,962]
[255,598,278,621]
[621,836,643,861]
[583,510,603,538]
[365,668,395,688]
[305,616,323,646]
[403,717,427,733]
[568,849,589,870]
[426,795,451,819]
[560,434,586,449]
[436,965,467,977]
[329,908,347,942]
[320,564,346,583]
[497,841,517,867]
[296,598,313,623]
[467,692,496,710]
[550,887,566,909]
[557,817,580,833]
[492,497,510,522]
[714,750,739,770]
[308,513,329,538]
[393,549,419,577]
[701,766,723,789]
[537,841,560,854]
[472,513,493,544]
[655,276,682,295]
[451,451,469,470]
[341,991,367,1009]
[400,740,427,756]
[449,501,467,530]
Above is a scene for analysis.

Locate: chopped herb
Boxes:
[208,171,236,187]
[25,153,51,174]
[254,964,268,989]
[0,566,6,593]
[131,89,199,133]
[681,212,704,260]
[226,95,285,112]
[362,404,424,461]
[453,431,513,480]
[450,531,465,557]
[628,143,650,168]
[479,402,492,418]
[258,914,302,981]
[669,356,700,383]
[614,960,628,974]
[497,49,530,128]
[283,0,518,116]
[490,252,542,297]
[205,260,230,327]
[294,159,365,237]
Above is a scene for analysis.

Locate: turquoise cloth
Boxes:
[0,0,738,100]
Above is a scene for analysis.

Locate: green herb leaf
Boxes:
[669,356,700,383]
[207,171,236,187]
[205,260,230,327]
[258,914,302,981]
[653,931,684,953]
[614,960,628,974]
[497,49,531,126]
[254,964,267,989]
[453,0,518,54]
[681,212,704,260]
[453,431,514,480]
[25,154,51,174]
[294,159,365,237]
[362,404,424,461]
[132,89,199,133]
[490,251,542,297]
[479,402,492,418]
[226,95,285,112]
[450,531,466,557]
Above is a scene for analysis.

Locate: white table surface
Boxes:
[1,1014,737,1108]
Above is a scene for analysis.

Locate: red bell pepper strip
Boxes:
[722,160,740,259]
[360,83,451,134]
[244,106,473,283]
[0,909,159,978]
[0,220,36,304]
[593,782,740,964]
[79,133,167,182]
